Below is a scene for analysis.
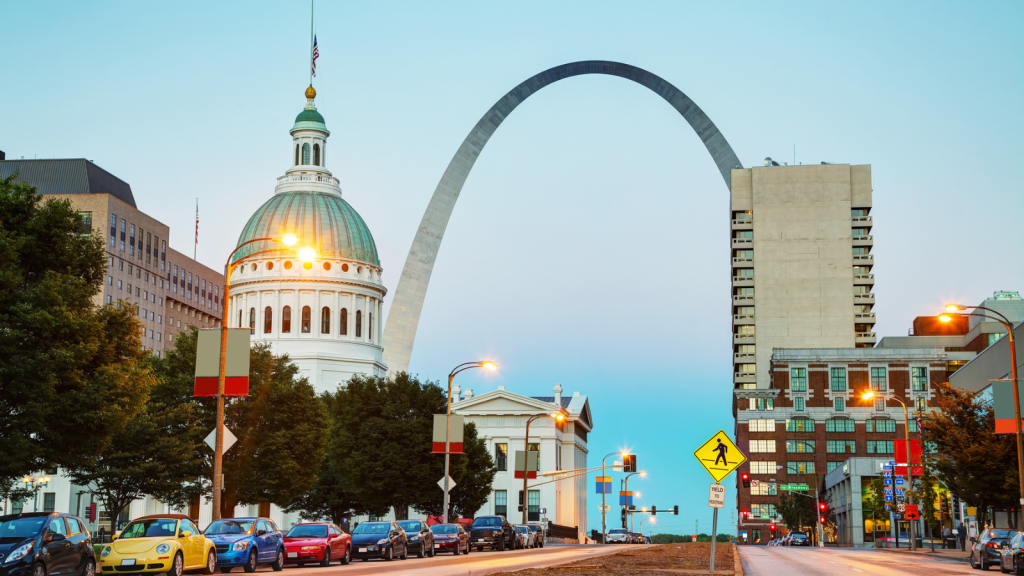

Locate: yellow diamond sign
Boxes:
[693,430,747,483]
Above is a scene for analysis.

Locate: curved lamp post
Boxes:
[211,233,315,520]
[442,361,497,524]
[521,411,565,524]
[623,471,646,530]
[639,515,655,539]
[862,390,915,550]
[940,305,1023,512]
[600,451,628,543]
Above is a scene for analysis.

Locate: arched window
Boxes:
[302,143,310,165]
[301,306,311,333]
[264,306,272,333]
[295,144,299,166]
[249,308,255,335]
[238,309,242,327]
[321,306,330,334]
[282,306,292,333]
[355,310,362,338]
[340,308,348,335]
[313,143,321,166]
[368,312,373,341]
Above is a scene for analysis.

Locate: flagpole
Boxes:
[309,0,314,86]
[194,198,198,260]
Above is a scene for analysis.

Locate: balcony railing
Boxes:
[732,257,754,264]
[277,173,341,186]
[732,238,753,246]
[853,235,873,241]
[733,334,755,342]
[856,332,877,339]
[855,312,876,319]
[854,293,875,300]
[852,216,872,223]
[733,314,755,321]
[853,254,874,261]
[733,276,754,283]
[853,274,874,281]
[734,372,756,380]
[733,295,754,302]
[732,218,753,226]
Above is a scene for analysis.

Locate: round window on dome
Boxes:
[341,263,349,272]
[284,261,293,270]
[266,262,274,271]
[323,262,332,271]
[303,262,313,270]
[357,266,363,274]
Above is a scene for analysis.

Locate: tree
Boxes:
[776,491,815,532]
[0,176,143,489]
[415,422,497,519]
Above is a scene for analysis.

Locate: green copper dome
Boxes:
[235,191,379,266]
[292,108,329,134]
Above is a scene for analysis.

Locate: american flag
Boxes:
[311,36,319,77]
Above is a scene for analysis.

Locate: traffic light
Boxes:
[741,510,749,521]
[624,455,637,473]
[621,508,627,524]
[819,502,827,513]
[86,503,97,522]
[741,473,750,488]
[673,505,679,516]
[629,505,635,511]
[651,506,656,516]
[770,524,776,538]
[820,516,826,524]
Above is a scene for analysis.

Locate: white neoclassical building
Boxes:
[229,85,387,391]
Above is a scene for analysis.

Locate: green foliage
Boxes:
[417,421,496,520]
[777,491,814,531]
[650,533,735,544]
[864,478,888,524]
[0,176,143,487]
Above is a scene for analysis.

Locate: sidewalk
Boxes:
[874,546,969,563]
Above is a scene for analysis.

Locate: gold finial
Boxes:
[305,85,317,99]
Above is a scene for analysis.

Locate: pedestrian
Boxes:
[942,526,952,549]
[957,523,967,552]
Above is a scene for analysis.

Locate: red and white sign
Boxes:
[194,328,250,396]
[432,414,464,453]
[894,465,924,476]
[692,535,698,542]
[894,439,923,465]
[904,504,919,520]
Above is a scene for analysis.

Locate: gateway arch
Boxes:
[382,60,742,374]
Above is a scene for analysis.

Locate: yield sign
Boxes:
[437,475,457,491]
[204,427,237,453]
[693,430,747,483]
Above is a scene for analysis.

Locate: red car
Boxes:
[429,523,470,555]
[283,523,351,566]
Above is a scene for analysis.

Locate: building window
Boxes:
[748,398,774,411]
[866,419,896,433]
[751,503,776,519]
[786,418,814,432]
[313,143,321,165]
[301,306,311,333]
[787,461,815,475]
[295,144,299,165]
[830,368,846,391]
[748,419,775,432]
[750,483,777,496]
[494,490,507,517]
[790,368,807,391]
[915,397,926,412]
[827,462,842,473]
[874,398,885,411]
[495,443,507,472]
[870,367,887,391]
[834,397,845,411]
[786,440,815,454]
[321,307,331,334]
[528,490,540,521]
[908,419,919,433]
[912,367,928,392]
[795,397,805,411]
[264,306,272,333]
[340,308,348,335]
[43,493,56,513]
[249,308,255,334]
[302,143,310,165]
[282,306,291,333]
[368,312,373,340]
[749,440,776,453]
[355,310,362,337]
[826,418,855,433]
[827,440,856,454]
[867,440,894,454]
[749,461,775,475]
[237,309,242,328]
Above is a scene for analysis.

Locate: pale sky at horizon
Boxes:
[2,0,1022,535]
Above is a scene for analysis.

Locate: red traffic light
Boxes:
[741,473,749,480]
[770,524,776,530]
[820,516,826,524]
[741,510,749,518]
[819,503,827,511]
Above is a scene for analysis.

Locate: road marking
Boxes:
[852,569,864,573]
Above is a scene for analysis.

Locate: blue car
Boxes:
[204,517,285,573]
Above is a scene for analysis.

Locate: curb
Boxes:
[734,544,744,576]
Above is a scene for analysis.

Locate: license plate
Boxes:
[478,538,486,542]
[120,560,136,566]
[358,548,367,553]
[434,544,440,548]
[287,552,297,558]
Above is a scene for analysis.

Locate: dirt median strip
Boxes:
[487,543,737,575]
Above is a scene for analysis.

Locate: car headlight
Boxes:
[5,542,33,564]
[408,536,419,542]
[300,546,321,551]
[101,546,111,558]
[156,544,171,554]
[232,541,249,551]
[377,539,388,546]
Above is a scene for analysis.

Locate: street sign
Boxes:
[619,491,634,506]
[514,451,539,479]
[595,476,612,494]
[709,483,725,508]
[904,504,919,520]
[693,430,747,483]
[895,477,904,486]
[432,414,464,453]
[204,427,237,453]
[780,484,808,491]
[751,479,760,487]
[897,503,906,512]
[882,471,892,479]
[194,329,251,396]
[739,531,747,539]
[884,495,893,502]
[437,475,457,491]
[883,487,893,495]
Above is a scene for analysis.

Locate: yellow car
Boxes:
[99,514,216,576]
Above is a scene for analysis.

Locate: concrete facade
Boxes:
[382,60,743,375]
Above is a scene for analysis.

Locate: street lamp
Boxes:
[211,232,309,520]
[522,411,565,523]
[623,471,646,531]
[443,361,497,524]
[601,451,628,543]
[862,389,916,550]
[940,304,1023,511]
[22,474,51,512]
[640,516,655,539]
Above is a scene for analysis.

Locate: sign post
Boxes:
[708,483,725,571]
[694,431,745,575]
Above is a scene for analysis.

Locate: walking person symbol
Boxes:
[714,439,728,466]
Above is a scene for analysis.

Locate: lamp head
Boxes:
[945,304,963,312]
[938,314,953,323]
[298,247,317,263]
[861,391,875,400]
[480,361,497,371]
[22,475,30,483]
[640,471,647,477]
[277,233,298,247]
[551,412,565,421]
[620,450,630,457]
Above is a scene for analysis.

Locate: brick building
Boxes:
[735,347,946,544]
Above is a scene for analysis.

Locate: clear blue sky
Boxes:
[3,0,1022,536]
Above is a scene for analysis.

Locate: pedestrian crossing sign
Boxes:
[693,430,746,483]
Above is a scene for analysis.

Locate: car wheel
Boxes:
[203,550,217,576]
[428,542,435,557]
[34,563,47,576]
[417,541,424,558]
[400,545,407,561]
[320,546,331,567]
[243,550,258,573]
[272,549,284,572]
[81,559,96,576]
[465,541,470,554]
[169,553,184,576]
[339,545,351,566]
[453,542,460,556]
[385,546,393,562]
[498,537,505,552]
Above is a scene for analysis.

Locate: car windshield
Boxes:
[430,525,459,535]
[120,519,178,539]
[987,530,1013,539]
[517,526,529,533]
[609,529,627,534]
[352,523,390,535]
[0,517,47,541]
[472,518,502,527]
[286,525,328,538]
[792,534,807,539]
[528,525,540,532]
[205,520,253,535]
[397,521,421,532]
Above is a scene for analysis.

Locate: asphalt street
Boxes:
[740,546,976,576]
[250,544,640,576]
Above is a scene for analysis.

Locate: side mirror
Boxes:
[111,533,119,541]
[180,531,193,538]
[257,530,268,536]
[49,533,66,542]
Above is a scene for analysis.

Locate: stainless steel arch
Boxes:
[382,60,742,374]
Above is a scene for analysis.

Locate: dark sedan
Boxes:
[468,516,514,552]
[789,532,811,547]
[971,528,1013,570]
[428,524,469,555]
[396,521,433,559]
[349,522,407,562]
[0,512,95,576]
[999,530,1024,574]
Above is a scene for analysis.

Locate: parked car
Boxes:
[970,528,1014,570]
[525,524,544,548]
[514,526,536,549]
[644,536,652,544]
[396,520,434,559]
[204,517,285,573]
[428,524,470,555]
[606,529,631,544]
[468,516,514,552]
[0,512,95,576]
[100,514,215,576]
[998,530,1024,573]
[788,533,810,547]
[349,522,407,562]
[630,532,643,544]
[282,523,351,566]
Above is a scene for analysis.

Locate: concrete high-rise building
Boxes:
[730,162,876,396]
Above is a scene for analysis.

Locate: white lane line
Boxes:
[852,569,864,573]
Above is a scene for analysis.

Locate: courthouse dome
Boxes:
[235,190,379,266]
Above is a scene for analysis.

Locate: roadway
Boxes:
[267,544,639,576]
[739,545,975,575]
